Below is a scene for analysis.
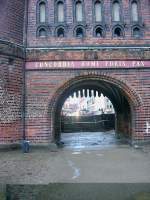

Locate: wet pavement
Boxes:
[0,131,150,184]
[61,130,128,150]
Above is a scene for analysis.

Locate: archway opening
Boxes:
[114,27,123,37]
[57,28,65,38]
[133,27,141,38]
[52,78,133,149]
[61,90,116,148]
[95,27,103,37]
[76,27,84,38]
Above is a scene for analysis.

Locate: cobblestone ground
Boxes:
[0,131,150,184]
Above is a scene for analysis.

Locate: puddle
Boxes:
[61,131,128,150]
[96,153,104,157]
[72,152,81,155]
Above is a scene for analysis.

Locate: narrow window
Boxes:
[95,1,102,22]
[76,27,84,38]
[114,27,123,37]
[57,2,64,22]
[112,1,120,21]
[95,27,103,37]
[57,28,65,37]
[39,28,46,37]
[39,2,46,23]
[133,27,140,38]
[76,1,83,22]
[131,1,138,22]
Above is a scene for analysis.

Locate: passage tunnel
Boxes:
[52,78,132,146]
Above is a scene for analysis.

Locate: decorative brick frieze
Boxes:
[26,48,150,61]
[27,0,150,47]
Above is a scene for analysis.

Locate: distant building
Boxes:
[62,90,114,116]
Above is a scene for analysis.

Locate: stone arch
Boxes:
[113,25,124,37]
[74,25,85,38]
[94,25,105,37]
[132,25,143,38]
[49,74,143,143]
[55,26,65,37]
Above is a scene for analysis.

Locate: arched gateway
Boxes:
[25,59,149,146]
[49,74,142,143]
[0,0,149,148]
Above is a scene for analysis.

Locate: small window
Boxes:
[57,28,65,37]
[76,27,84,38]
[95,1,102,22]
[95,27,103,37]
[57,2,64,22]
[112,1,120,21]
[133,27,141,38]
[114,27,123,37]
[39,2,46,23]
[131,1,138,22]
[39,28,46,37]
[76,1,83,22]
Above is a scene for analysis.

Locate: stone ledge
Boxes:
[0,143,21,151]
[131,139,150,146]
[0,39,25,59]
[0,142,58,152]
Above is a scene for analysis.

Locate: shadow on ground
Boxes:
[4,183,150,200]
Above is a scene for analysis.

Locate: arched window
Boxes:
[95,27,103,37]
[39,2,46,23]
[114,27,123,37]
[131,1,138,22]
[39,28,47,37]
[133,27,141,38]
[94,1,102,22]
[112,1,120,21]
[57,1,64,22]
[76,1,83,22]
[57,27,65,37]
[76,27,84,38]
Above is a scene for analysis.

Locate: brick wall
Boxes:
[0,0,25,144]
[0,0,25,44]
[25,66,150,144]
[0,0,150,146]
[25,0,150,144]
[0,54,24,144]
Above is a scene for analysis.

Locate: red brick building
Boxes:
[0,0,150,146]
